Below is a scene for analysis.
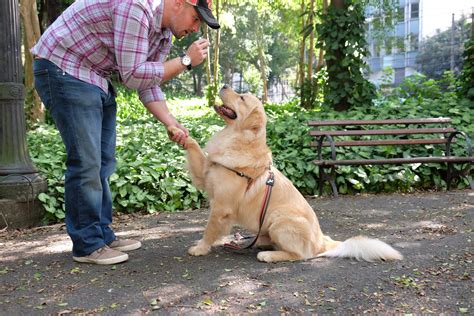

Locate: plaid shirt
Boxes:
[31,0,173,104]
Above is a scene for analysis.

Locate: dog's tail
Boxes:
[318,235,403,262]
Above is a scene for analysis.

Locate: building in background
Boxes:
[365,0,472,86]
[366,0,422,86]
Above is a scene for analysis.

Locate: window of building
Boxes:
[411,2,419,19]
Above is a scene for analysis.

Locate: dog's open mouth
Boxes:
[213,105,237,120]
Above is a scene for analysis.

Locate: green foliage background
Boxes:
[28,74,473,223]
[316,1,376,110]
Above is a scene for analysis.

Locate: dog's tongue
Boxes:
[214,105,237,119]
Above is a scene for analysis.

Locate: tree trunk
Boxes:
[197,73,203,97]
[307,0,315,82]
[203,0,220,107]
[46,0,62,25]
[315,0,328,73]
[256,21,268,103]
[20,0,44,123]
[203,26,212,87]
[298,0,306,106]
[212,0,221,91]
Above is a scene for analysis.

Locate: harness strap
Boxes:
[219,164,253,181]
[224,171,275,250]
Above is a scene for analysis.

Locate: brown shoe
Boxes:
[73,246,128,265]
[108,238,142,252]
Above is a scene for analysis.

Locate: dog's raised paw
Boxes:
[188,244,211,256]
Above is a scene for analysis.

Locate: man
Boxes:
[31,0,220,265]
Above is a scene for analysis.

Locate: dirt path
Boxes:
[1,190,472,314]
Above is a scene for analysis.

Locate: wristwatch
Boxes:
[180,54,192,70]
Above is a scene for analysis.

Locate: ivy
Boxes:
[316,1,376,110]
[458,38,474,100]
[27,76,473,222]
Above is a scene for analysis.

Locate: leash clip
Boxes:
[266,172,275,186]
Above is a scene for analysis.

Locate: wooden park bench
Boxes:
[308,118,474,197]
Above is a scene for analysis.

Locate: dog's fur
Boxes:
[171,86,402,263]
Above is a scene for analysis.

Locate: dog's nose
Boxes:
[222,84,229,89]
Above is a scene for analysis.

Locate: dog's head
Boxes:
[214,85,267,136]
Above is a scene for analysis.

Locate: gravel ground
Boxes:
[0,190,472,314]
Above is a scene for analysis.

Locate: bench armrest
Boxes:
[446,131,473,158]
[316,134,337,161]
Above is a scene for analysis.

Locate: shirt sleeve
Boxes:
[139,86,166,104]
[111,1,165,92]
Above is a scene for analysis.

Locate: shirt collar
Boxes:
[152,0,172,38]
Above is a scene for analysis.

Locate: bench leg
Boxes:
[318,166,339,197]
[447,162,453,190]
[447,163,474,190]
[318,166,325,196]
[446,163,474,191]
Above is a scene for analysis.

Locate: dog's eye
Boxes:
[240,96,245,101]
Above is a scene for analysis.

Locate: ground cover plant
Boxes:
[28,74,473,223]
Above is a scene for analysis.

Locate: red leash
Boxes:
[224,171,275,250]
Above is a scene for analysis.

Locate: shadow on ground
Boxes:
[1,190,472,314]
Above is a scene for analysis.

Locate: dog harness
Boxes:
[217,165,274,251]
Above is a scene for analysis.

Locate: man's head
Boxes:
[167,0,219,39]
[186,0,220,29]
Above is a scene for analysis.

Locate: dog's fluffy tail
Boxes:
[318,235,403,262]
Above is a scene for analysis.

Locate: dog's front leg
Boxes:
[184,137,207,190]
[189,206,234,256]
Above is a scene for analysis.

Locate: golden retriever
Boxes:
[170,85,402,263]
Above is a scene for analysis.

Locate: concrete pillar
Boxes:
[0,0,47,229]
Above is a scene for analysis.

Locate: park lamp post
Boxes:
[0,0,47,228]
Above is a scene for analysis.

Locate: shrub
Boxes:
[27,76,474,222]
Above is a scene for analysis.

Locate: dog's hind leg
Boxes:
[257,217,317,263]
[257,250,301,262]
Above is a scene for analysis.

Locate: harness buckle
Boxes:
[266,173,275,186]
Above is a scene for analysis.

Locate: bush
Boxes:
[27,75,474,222]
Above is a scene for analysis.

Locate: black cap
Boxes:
[189,0,220,29]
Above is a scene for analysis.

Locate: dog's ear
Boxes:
[242,107,265,135]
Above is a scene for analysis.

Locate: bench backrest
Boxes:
[308,118,455,147]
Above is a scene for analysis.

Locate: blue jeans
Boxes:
[33,59,117,257]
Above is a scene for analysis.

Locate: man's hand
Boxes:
[186,38,210,67]
[167,122,189,148]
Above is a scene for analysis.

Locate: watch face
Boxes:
[182,55,191,66]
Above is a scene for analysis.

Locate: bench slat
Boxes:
[314,156,474,166]
[308,118,452,127]
[309,127,456,137]
[311,138,450,147]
